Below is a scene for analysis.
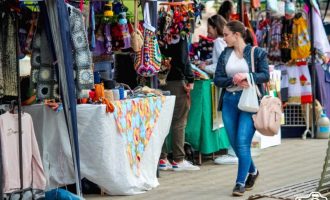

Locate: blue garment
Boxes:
[222,90,256,185]
[214,45,270,95]
[45,189,82,200]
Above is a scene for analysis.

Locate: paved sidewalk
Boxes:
[86,139,328,200]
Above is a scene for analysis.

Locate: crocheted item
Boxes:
[113,96,165,176]
[134,26,161,77]
[2,14,18,97]
[0,16,4,97]
[68,4,94,97]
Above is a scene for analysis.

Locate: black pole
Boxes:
[308,1,316,138]
[15,13,23,198]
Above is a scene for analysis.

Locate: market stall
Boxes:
[25,96,175,195]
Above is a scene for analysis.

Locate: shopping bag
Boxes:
[238,73,259,113]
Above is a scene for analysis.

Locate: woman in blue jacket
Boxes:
[214,21,269,196]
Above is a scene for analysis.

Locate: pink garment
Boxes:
[0,112,46,193]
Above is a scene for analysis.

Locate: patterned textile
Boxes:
[67,4,94,97]
[286,62,312,104]
[113,97,165,176]
[268,19,282,62]
[2,14,18,97]
[0,14,4,98]
[291,16,310,60]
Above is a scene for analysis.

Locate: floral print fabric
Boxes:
[113,97,165,176]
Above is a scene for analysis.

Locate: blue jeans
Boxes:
[222,90,256,185]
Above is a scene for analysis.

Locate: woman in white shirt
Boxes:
[199,15,227,75]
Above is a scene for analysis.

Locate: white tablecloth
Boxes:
[24,96,175,195]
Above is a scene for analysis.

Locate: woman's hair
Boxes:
[218,0,233,21]
[226,20,254,44]
[207,15,227,37]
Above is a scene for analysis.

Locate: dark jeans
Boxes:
[222,90,256,185]
[160,81,190,162]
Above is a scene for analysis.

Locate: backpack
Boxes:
[252,95,282,136]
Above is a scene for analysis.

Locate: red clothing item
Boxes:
[0,112,46,193]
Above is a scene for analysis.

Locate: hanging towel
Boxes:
[297,61,312,104]
[287,65,301,104]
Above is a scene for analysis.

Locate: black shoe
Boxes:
[232,184,245,196]
[245,170,259,191]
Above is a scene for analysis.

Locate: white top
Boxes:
[225,51,249,92]
[204,37,226,75]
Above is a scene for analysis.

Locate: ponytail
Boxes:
[244,28,254,45]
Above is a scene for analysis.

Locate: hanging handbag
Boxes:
[238,47,260,113]
[134,2,161,77]
[238,73,260,112]
[131,0,143,52]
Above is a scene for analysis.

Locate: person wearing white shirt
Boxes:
[199,15,239,166]
[199,15,227,76]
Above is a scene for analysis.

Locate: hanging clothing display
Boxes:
[268,19,282,62]
[297,61,312,104]
[311,4,330,58]
[285,62,312,104]
[67,4,94,98]
[287,65,301,104]
[315,64,330,117]
[0,14,4,98]
[36,29,56,100]
[2,14,18,97]
[0,112,46,193]
[280,17,293,63]
[291,16,310,60]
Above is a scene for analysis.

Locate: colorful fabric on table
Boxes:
[113,97,165,176]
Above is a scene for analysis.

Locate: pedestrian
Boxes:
[198,15,239,165]
[199,15,227,76]
[218,0,234,22]
[158,33,200,171]
[214,20,270,196]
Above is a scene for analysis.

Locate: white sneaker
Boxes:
[158,159,173,171]
[172,160,200,171]
[214,154,238,165]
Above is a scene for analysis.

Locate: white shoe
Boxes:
[214,154,238,165]
[158,159,173,171]
[172,160,200,171]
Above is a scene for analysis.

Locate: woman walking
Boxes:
[214,21,269,196]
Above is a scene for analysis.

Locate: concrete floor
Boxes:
[85,139,328,200]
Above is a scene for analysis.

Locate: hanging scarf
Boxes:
[3,14,18,97]
[0,14,4,98]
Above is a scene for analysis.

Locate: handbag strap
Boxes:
[134,0,138,31]
[250,46,262,97]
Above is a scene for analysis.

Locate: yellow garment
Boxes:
[291,17,311,60]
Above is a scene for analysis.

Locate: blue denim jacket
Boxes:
[214,45,270,95]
